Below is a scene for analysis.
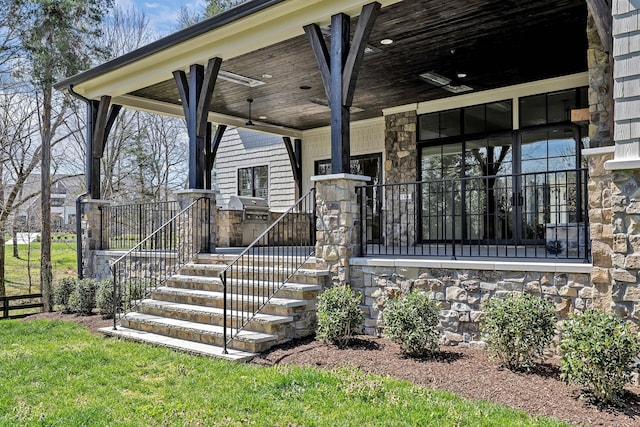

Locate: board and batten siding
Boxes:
[214,127,295,211]
[300,117,386,193]
[613,0,640,144]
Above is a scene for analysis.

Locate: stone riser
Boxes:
[120,316,276,353]
[150,288,310,317]
[137,303,294,339]
[165,277,321,301]
[180,266,326,286]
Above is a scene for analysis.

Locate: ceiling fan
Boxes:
[245,98,283,129]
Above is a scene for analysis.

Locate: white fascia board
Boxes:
[114,94,303,139]
[77,0,402,100]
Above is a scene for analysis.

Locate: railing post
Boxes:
[451,179,457,260]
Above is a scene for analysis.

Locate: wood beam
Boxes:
[173,58,222,189]
[343,2,380,106]
[283,136,302,200]
[586,0,612,53]
[303,23,332,102]
[210,124,227,166]
[88,95,120,199]
[304,2,380,174]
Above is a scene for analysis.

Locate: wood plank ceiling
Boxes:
[130,0,587,130]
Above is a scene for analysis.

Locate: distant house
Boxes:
[9,175,83,232]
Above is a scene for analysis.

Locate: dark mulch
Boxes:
[22,313,640,426]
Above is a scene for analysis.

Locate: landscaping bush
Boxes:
[96,279,116,319]
[69,278,98,315]
[482,293,556,371]
[54,277,77,313]
[316,285,364,347]
[382,290,440,357]
[560,309,640,404]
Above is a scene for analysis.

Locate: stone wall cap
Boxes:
[582,146,614,157]
[351,257,593,274]
[605,158,640,171]
[311,173,371,183]
[81,199,112,204]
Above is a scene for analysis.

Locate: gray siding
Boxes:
[214,127,295,211]
[613,0,640,142]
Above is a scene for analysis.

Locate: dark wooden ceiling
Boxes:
[130,0,588,130]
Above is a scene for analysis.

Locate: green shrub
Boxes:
[316,285,364,347]
[70,279,98,315]
[560,309,640,404]
[382,290,440,357]
[96,279,116,319]
[482,293,556,371]
[54,277,77,313]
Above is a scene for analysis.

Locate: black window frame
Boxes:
[237,165,269,199]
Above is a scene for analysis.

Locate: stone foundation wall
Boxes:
[217,209,244,247]
[350,260,592,350]
[89,250,178,282]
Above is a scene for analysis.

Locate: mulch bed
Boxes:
[22,312,640,426]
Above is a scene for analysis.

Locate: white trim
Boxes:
[605,158,640,170]
[350,257,593,274]
[302,116,385,138]
[380,73,589,117]
[310,173,371,182]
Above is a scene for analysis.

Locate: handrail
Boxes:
[110,197,211,329]
[220,188,316,354]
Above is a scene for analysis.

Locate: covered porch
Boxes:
[54,0,619,354]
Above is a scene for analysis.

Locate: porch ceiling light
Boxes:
[218,70,265,87]
[380,38,393,45]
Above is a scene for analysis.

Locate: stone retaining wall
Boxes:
[350,259,592,351]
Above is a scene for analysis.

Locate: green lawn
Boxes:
[3,240,77,295]
[0,320,568,427]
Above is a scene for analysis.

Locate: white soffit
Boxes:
[77,0,402,100]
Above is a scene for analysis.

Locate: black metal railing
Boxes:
[220,188,316,354]
[357,168,589,261]
[110,197,211,329]
[100,201,180,250]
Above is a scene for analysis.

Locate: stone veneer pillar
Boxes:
[312,173,370,284]
[384,111,417,184]
[175,189,218,255]
[80,198,111,279]
[588,0,640,328]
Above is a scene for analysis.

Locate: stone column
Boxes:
[80,198,111,279]
[313,173,370,284]
[175,189,218,255]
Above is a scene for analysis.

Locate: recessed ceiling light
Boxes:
[261,74,272,79]
[380,38,393,45]
[299,85,312,90]
[258,115,267,120]
[457,72,467,79]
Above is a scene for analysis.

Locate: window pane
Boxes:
[254,166,268,199]
[419,113,440,140]
[464,105,485,134]
[547,90,576,123]
[439,109,461,138]
[486,100,512,131]
[520,94,546,127]
[238,168,252,196]
[316,161,331,175]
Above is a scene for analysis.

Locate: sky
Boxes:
[117,0,205,35]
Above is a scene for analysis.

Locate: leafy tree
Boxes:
[177,0,247,28]
[12,0,113,309]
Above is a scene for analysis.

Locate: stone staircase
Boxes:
[100,253,328,362]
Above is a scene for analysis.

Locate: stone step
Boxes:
[150,286,310,316]
[166,275,322,299]
[136,299,294,337]
[120,312,278,353]
[195,253,320,270]
[180,263,328,285]
[99,326,257,362]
